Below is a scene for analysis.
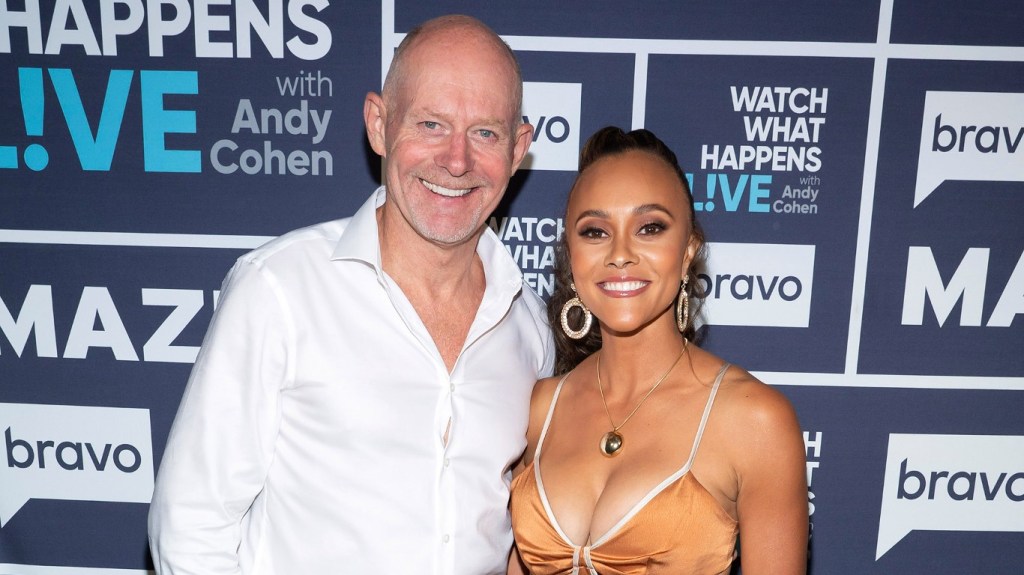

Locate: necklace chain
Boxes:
[597,340,688,433]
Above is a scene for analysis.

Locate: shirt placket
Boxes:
[437,370,457,575]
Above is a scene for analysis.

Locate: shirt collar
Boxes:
[330,186,524,297]
[330,185,387,279]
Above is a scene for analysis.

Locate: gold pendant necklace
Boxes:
[597,340,688,457]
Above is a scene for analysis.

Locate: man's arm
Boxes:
[149,258,291,574]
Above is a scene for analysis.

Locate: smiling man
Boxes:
[148,15,554,575]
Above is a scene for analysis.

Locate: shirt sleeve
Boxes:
[539,317,556,379]
[148,256,293,574]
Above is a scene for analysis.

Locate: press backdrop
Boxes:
[2,1,1023,573]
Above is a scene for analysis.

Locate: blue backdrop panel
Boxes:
[783,385,1023,574]
[397,1,883,43]
[891,0,1024,46]
[0,1,381,236]
[645,54,873,373]
[860,59,1024,377]
[0,241,243,567]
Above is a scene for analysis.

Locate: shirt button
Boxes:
[444,458,450,467]
[443,534,450,543]
[449,383,455,392]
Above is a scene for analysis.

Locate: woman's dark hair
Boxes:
[548,126,708,374]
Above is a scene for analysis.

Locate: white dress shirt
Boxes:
[148,187,554,574]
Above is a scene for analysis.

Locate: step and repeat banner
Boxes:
[1,1,1022,573]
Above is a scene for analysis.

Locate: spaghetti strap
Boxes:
[533,372,571,462]
[682,362,730,469]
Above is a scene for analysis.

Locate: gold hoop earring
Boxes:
[560,282,593,340]
[676,278,690,334]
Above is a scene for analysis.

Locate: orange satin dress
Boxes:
[510,364,738,575]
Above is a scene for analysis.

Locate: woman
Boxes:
[509,127,808,574]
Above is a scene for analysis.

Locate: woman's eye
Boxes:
[579,226,606,239]
[639,222,666,235]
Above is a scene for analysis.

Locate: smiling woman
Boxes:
[509,127,810,575]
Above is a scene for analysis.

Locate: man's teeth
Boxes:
[602,281,647,291]
[423,180,471,197]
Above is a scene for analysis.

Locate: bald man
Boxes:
[149,15,553,574]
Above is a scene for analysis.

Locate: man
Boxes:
[148,15,553,574]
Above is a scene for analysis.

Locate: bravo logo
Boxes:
[698,242,815,327]
[914,91,1024,207]
[0,403,154,527]
[876,434,1024,559]
[520,82,581,171]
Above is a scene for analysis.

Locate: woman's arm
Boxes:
[507,376,561,574]
[732,383,809,575]
[507,546,528,575]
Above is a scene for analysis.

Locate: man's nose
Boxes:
[436,132,473,177]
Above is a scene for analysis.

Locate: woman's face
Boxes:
[566,150,698,337]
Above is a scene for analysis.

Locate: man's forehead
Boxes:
[396,70,517,119]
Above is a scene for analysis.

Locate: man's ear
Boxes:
[509,122,534,173]
[363,92,387,157]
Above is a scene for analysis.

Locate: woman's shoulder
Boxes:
[522,373,570,463]
[699,358,804,478]
[531,354,597,409]
[530,373,565,414]
[696,350,801,442]
[534,372,565,395]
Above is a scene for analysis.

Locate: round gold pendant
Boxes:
[600,431,624,457]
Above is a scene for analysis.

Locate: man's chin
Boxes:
[415,222,486,248]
